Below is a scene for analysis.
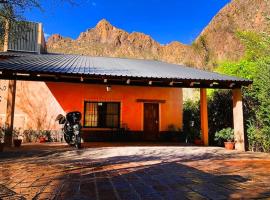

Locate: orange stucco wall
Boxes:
[46,82,183,132]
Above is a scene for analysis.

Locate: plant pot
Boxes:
[224,142,235,150]
[0,143,4,152]
[4,135,12,147]
[13,139,22,147]
[39,137,46,143]
[194,139,203,146]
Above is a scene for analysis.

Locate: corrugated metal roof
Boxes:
[8,22,39,53]
[0,52,252,87]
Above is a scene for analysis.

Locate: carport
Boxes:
[0,52,252,151]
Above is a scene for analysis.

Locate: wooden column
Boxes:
[232,89,245,151]
[4,80,17,147]
[200,88,209,146]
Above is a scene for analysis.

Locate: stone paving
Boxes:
[1,143,270,200]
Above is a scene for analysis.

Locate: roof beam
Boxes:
[0,70,247,89]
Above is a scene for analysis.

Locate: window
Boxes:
[84,102,120,128]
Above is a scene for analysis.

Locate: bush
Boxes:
[215,31,270,152]
[12,128,23,139]
[23,129,40,142]
[0,127,4,143]
[214,128,234,143]
[183,100,200,143]
[208,90,233,145]
[159,124,184,142]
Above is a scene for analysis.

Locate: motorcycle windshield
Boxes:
[55,114,66,124]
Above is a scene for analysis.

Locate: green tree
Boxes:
[0,0,76,45]
[215,31,270,151]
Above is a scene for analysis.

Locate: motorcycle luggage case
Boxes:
[66,111,82,123]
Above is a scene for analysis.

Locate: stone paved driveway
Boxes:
[1,143,270,200]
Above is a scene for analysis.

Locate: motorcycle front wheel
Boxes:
[75,135,81,149]
[64,134,72,145]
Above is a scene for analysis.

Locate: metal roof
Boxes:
[8,22,39,53]
[0,52,252,88]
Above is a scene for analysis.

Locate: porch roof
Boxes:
[0,52,252,88]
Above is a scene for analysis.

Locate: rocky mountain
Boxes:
[195,0,270,67]
[47,19,204,67]
[47,0,270,69]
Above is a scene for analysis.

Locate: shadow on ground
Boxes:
[51,161,250,200]
[1,143,270,199]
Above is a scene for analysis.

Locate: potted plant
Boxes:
[0,126,5,152]
[167,124,182,142]
[215,128,235,150]
[194,130,203,145]
[13,128,23,147]
[24,129,40,143]
[44,130,53,142]
[39,130,47,143]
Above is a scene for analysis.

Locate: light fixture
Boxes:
[16,73,30,76]
[210,82,219,87]
[126,79,131,84]
[229,83,235,88]
[106,85,112,92]
[190,82,200,87]
[149,81,152,85]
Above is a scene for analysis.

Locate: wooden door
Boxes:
[144,103,159,140]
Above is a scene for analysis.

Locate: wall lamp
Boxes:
[106,85,112,92]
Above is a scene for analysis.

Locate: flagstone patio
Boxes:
[1,143,270,200]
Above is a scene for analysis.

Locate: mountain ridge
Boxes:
[47,19,204,67]
[47,0,270,69]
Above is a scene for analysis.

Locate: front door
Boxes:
[144,103,159,140]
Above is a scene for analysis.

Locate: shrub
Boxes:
[12,128,23,139]
[208,90,233,145]
[247,122,264,152]
[23,129,40,143]
[214,31,270,151]
[160,124,183,142]
[0,127,4,143]
[183,100,200,143]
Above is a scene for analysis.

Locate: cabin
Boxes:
[0,21,252,150]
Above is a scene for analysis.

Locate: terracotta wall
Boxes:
[0,81,183,132]
[46,82,183,132]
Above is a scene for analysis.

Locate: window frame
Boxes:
[83,101,121,128]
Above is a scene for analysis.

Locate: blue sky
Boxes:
[25,0,230,45]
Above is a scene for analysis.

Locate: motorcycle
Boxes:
[56,111,82,149]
